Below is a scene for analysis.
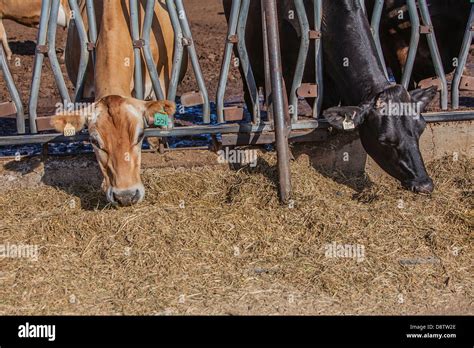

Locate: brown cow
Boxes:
[0,0,70,60]
[51,0,179,206]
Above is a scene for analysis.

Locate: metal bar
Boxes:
[86,0,97,65]
[0,45,25,134]
[0,119,325,146]
[263,0,291,203]
[289,0,310,122]
[237,0,260,124]
[28,0,51,133]
[312,0,323,119]
[174,0,210,123]
[401,0,420,89]
[141,0,166,101]
[418,0,447,110]
[68,0,91,102]
[370,0,389,79]
[217,0,241,123]
[166,0,184,102]
[261,0,272,123]
[48,0,71,104]
[5,108,474,147]
[452,5,474,109]
[130,0,144,100]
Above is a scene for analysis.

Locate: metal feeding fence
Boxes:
[0,0,473,202]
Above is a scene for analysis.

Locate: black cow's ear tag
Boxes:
[342,112,356,130]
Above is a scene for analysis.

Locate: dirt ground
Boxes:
[0,1,472,315]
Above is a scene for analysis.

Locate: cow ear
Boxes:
[322,106,367,131]
[410,86,437,112]
[144,100,176,118]
[50,114,86,133]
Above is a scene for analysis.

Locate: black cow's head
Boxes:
[323,84,437,194]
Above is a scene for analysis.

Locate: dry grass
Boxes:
[0,150,472,315]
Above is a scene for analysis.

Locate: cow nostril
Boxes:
[131,190,140,204]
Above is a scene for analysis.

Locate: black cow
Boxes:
[366,0,471,86]
[223,0,437,194]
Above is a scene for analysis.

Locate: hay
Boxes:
[0,150,472,315]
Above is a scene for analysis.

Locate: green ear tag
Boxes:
[153,112,169,127]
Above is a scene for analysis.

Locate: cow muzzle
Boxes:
[107,184,145,206]
[403,178,434,195]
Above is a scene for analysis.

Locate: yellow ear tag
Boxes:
[63,123,76,137]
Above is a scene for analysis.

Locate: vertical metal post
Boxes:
[263,0,291,203]
[68,0,91,102]
[166,0,184,103]
[312,0,323,119]
[130,0,144,100]
[261,0,273,123]
[141,0,166,101]
[452,5,474,109]
[237,0,260,124]
[217,0,241,123]
[289,0,309,123]
[370,0,389,79]
[0,45,25,134]
[86,0,97,66]
[29,0,51,133]
[48,0,70,104]
[418,0,447,110]
[174,0,211,123]
[401,0,419,89]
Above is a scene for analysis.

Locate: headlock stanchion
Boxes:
[289,0,323,122]
[217,0,261,124]
[28,0,94,133]
[366,0,448,109]
[29,0,71,133]
[0,0,474,202]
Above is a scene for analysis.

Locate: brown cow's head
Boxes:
[51,95,176,206]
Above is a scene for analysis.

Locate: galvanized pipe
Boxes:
[130,0,144,100]
[289,0,310,122]
[261,0,272,122]
[312,0,323,119]
[174,0,210,123]
[418,0,447,110]
[401,0,420,89]
[28,0,52,133]
[166,0,184,102]
[0,45,25,134]
[452,5,474,109]
[237,0,260,124]
[141,0,166,101]
[370,0,389,79]
[86,0,97,66]
[48,0,70,104]
[217,0,241,123]
[68,0,91,102]
[263,0,291,203]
